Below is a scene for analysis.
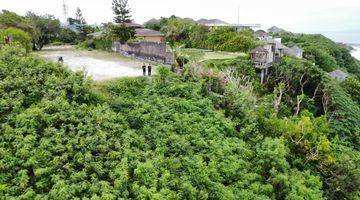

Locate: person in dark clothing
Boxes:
[148,65,152,76]
[142,64,146,76]
[58,56,64,63]
[4,36,10,44]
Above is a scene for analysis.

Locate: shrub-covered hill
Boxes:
[274,32,360,78]
[0,46,359,199]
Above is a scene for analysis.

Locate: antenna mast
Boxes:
[63,0,69,25]
[237,6,240,24]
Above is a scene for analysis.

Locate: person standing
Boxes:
[148,65,152,76]
[142,63,146,76]
[4,36,9,44]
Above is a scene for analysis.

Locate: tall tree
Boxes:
[112,0,132,24]
[111,0,134,43]
[0,10,36,40]
[26,12,60,50]
[75,7,86,24]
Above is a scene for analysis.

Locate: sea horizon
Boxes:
[316,29,360,45]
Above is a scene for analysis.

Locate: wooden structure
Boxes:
[250,46,272,84]
[251,30,304,84]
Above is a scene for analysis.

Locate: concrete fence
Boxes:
[112,41,175,65]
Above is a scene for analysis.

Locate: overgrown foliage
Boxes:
[1,45,359,199]
[0,27,32,52]
[25,12,60,50]
[58,28,78,44]
[0,10,61,50]
[275,32,360,78]
[146,16,260,52]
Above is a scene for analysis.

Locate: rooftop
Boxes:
[135,28,164,37]
[197,18,229,26]
[328,70,348,81]
[290,46,303,53]
[250,46,269,54]
[125,22,144,28]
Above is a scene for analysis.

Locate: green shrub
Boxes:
[76,38,112,51]
[0,45,358,199]
[59,28,78,44]
[0,27,32,52]
[206,27,260,52]
[94,38,112,50]
[219,34,258,52]
[341,76,360,104]
[324,79,360,148]
[277,33,360,77]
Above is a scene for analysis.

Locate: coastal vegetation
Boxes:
[274,32,360,78]
[145,16,262,52]
[1,6,360,200]
[0,27,32,52]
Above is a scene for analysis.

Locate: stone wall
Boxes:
[112,41,175,65]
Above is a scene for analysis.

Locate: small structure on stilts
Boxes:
[250,45,273,84]
[251,30,304,84]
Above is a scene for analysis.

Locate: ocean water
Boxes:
[351,45,360,60]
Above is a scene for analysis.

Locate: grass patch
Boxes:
[177,48,247,63]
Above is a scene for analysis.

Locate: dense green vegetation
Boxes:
[0,27,32,52]
[0,10,61,50]
[145,16,261,52]
[1,4,360,199]
[0,9,98,49]
[274,32,360,78]
[0,43,359,199]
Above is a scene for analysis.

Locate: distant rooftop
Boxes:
[328,70,348,81]
[197,18,229,25]
[254,30,268,38]
[144,18,160,25]
[135,28,164,37]
[125,22,144,28]
[268,26,286,34]
[203,23,261,29]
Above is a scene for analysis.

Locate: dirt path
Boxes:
[37,46,151,81]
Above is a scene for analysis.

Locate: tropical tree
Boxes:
[160,17,196,47]
[111,0,134,43]
[58,28,78,44]
[112,0,132,24]
[0,10,37,44]
[75,7,86,24]
[189,24,209,48]
[26,12,60,50]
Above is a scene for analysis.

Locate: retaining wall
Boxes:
[112,41,175,65]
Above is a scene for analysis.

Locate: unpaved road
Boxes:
[37,46,151,81]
